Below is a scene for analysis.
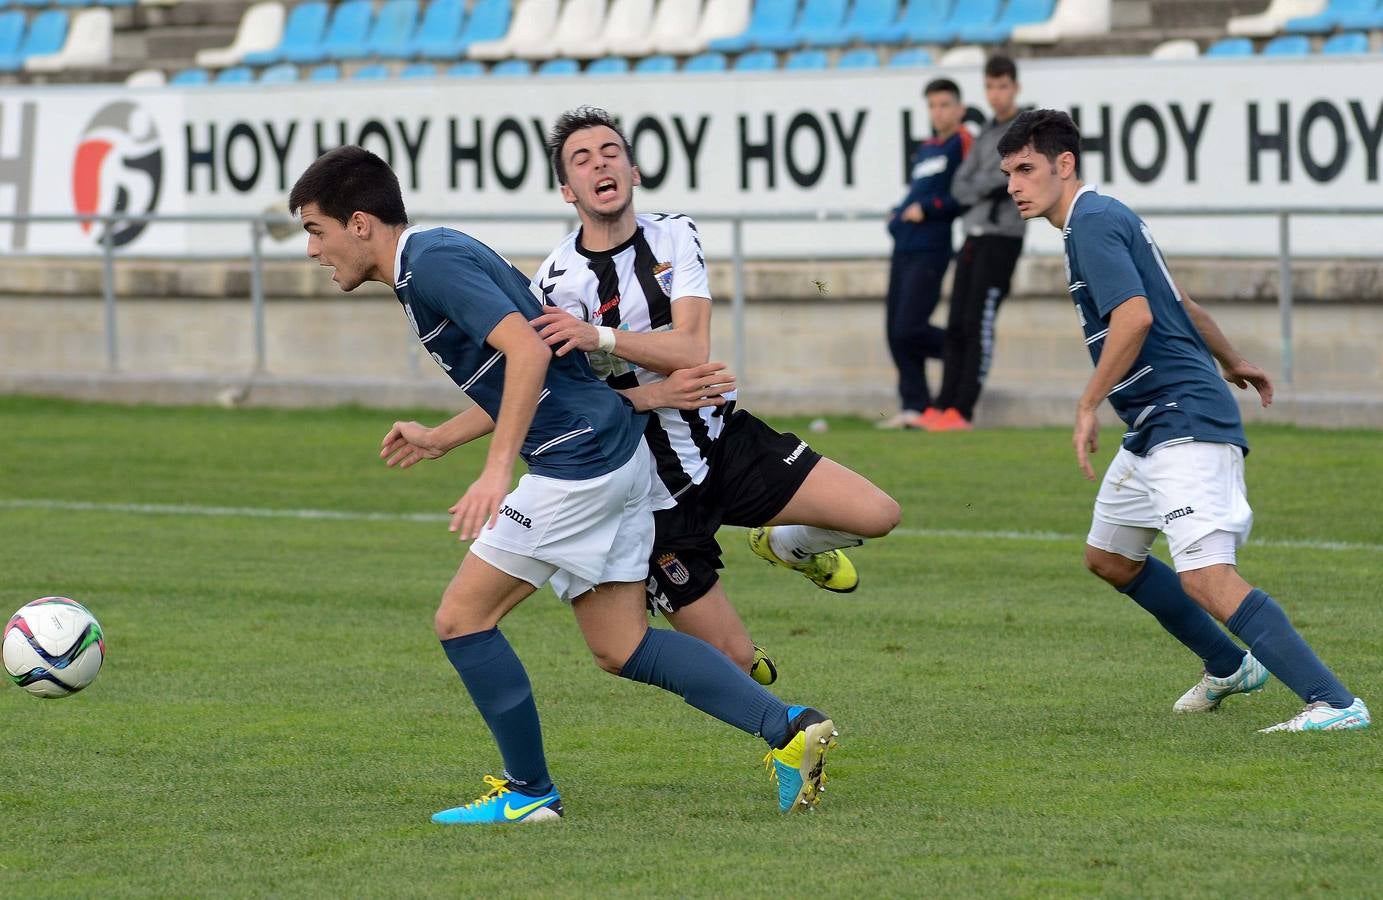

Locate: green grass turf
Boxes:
[0,397,1378,898]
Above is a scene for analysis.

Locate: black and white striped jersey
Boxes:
[533,213,734,509]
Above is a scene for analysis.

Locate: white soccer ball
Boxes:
[3,597,106,699]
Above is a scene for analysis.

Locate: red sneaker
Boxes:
[930,408,973,431]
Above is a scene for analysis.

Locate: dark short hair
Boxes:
[288,146,407,226]
[984,55,1017,81]
[923,78,961,100]
[547,106,634,185]
[997,108,1081,172]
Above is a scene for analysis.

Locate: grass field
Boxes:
[1,396,1378,898]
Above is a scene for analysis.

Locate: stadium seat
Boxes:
[470,0,557,61]
[1205,36,1254,56]
[0,11,25,69]
[1228,0,1327,37]
[490,57,532,74]
[841,0,902,43]
[633,53,677,72]
[308,62,340,80]
[550,0,609,60]
[919,0,1001,43]
[399,61,437,76]
[1335,0,1383,27]
[683,50,728,71]
[836,47,882,68]
[446,59,485,75]
[536,55,579,74]
[857,0,946,44]
[352,62,390,78]
[585,54,629,73]
[939,43,986,64]
[451,0,511,53]
[957,0,1056,43]
[779,0,853,50]
[124,67,167,86]
[408,0,465,57]
[317,0,375,61]
[1262,33,1311,54]
[1320,30,1369,52]
[1149,37,1199,59]
[25,6,111,71]
[888,46,932,66]
[783,47,828,69]
[259,61,298,83]
[732,49,777,70]
[657,0,748,56]
[1012,0,1109,43]
[215,65,254,84]
[0,9,64,71]
[709,0,796,53]
[196,2,285,69]
[593,0,654,57]
[1285,0,1373,32]
[168,66,211,84]
[244,1,326,65]
[367,0,419,58]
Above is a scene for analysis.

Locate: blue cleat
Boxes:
[764,706,839,813]
[431,775,564,825]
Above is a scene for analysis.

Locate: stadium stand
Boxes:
[709,0,795,53]
[0,8,65,72]
[195,2,283,68]
[958,0,1057,44]
[366,0,418,58]
[550,0,608,60]
[656,0,748,55]
[243,2,327,66]
[1012,0,1111,44]
[313,0,374,62]
[408,0,465,57]
[591,0,653,57]
[469,0,556,61]
[1285,0,1378,32]
[25,7,111,71]
[1228,0,1327,37]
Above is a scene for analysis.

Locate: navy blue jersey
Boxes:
[889,129,971,253]
[1063,187,1247,455]
[393,226,646,478]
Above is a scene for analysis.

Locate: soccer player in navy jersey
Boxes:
[997,110,1368,732]
[289,147,840,822]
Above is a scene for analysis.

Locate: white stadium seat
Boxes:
[1012,0,1110,44]
[644,0,705,56]
[125,68,168,87]
[1228,0,1327,37]
[1150,38,1199,59]
[196,2,286,69]
[25,8,113,73]
[939,45,987,66]
[595,0,656,57]
[657,0,748,57]
[552,0,610,60]
[470,0,561,61]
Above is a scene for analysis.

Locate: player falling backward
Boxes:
[291,146,840,825]
[528,107,901,685]
[998,109,1368,732]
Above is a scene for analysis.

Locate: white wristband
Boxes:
[595,325,617,353]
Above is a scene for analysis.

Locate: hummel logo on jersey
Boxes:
[783,441,809,465]
[595,295,620,317]
[499,505,533,528]
[1164,506,1195,524]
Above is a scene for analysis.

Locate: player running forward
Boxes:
[998,110,1369,733]
[530,107,901,684]
[289,146,840,822]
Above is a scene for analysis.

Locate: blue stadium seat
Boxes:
[1205,37,1253,57]
[709,0,797,54]
[352,63,391,78]
[860,0,951,43]
[0,8,65,70]
[168,67,211,86]
[454,0,510,54]
[1320,31,1369,54]
[837,47,881,68]
[409,0,464,57]
[537,57,579,76]
[215,65,254,84]
[308,63,340,81]
[0,11,24,70]
[1285,0,1375,34]
[245,2,327,66]
[57,0,91,7]
[683,51,728,72]
[633,54,677,73]
[318,0,375,61]
[1262,34,1310,56]
[733,49,778,70]
[888,46,933,66]
[491,58,531,75]
[922,0,1001,42]
[957,0,1055,44]
[399,61,437,77]
[446,59,484,76]
[586,56,629,74]
[1336,0,1383,28]
[368,0,419,58]
[843,0,902,43]
[782,0,853,50]
[259,62,299,83]
[783,48,829,69]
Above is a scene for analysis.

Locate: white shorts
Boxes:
[470,440,655,602]
[1086,441,1253,573]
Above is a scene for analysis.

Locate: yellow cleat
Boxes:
[748,527,859,594]
[750,645,779,685]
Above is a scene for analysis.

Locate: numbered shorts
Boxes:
[1086,440,1253,573]
[471,440,655,602]
[645,410,821,614]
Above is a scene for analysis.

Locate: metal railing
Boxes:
[4,207,1380,386]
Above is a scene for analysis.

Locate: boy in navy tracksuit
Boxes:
[881,78,971,429]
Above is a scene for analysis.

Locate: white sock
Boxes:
[768,526,865,562]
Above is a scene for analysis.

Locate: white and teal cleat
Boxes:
[431,775,563,825]
[1173,652,1269,713]
[764,706,839,814]
[1259,697,1371,733]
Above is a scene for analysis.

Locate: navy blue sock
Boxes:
[1119,557,1245,678]
[619,628,792,748]
[1226,589,1354,708]
[440,628,553,796]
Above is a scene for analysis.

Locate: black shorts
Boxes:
[645,410,822,614]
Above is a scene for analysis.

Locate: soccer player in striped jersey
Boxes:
[531,107,901,688]
[999,110,1368,732]
[290,147,840,822]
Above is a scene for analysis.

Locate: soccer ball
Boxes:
[3,597,106,699]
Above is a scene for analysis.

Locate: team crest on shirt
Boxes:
[653,262,673,298]
[657,552,690,586]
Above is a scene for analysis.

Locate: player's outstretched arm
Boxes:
[617,362,736,412]
[531,297,712,375]
[1181,294,1274,407]
[381,405,496,468]
[1074,296,1153,480]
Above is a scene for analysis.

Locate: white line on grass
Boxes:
[5,497,1380,554]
